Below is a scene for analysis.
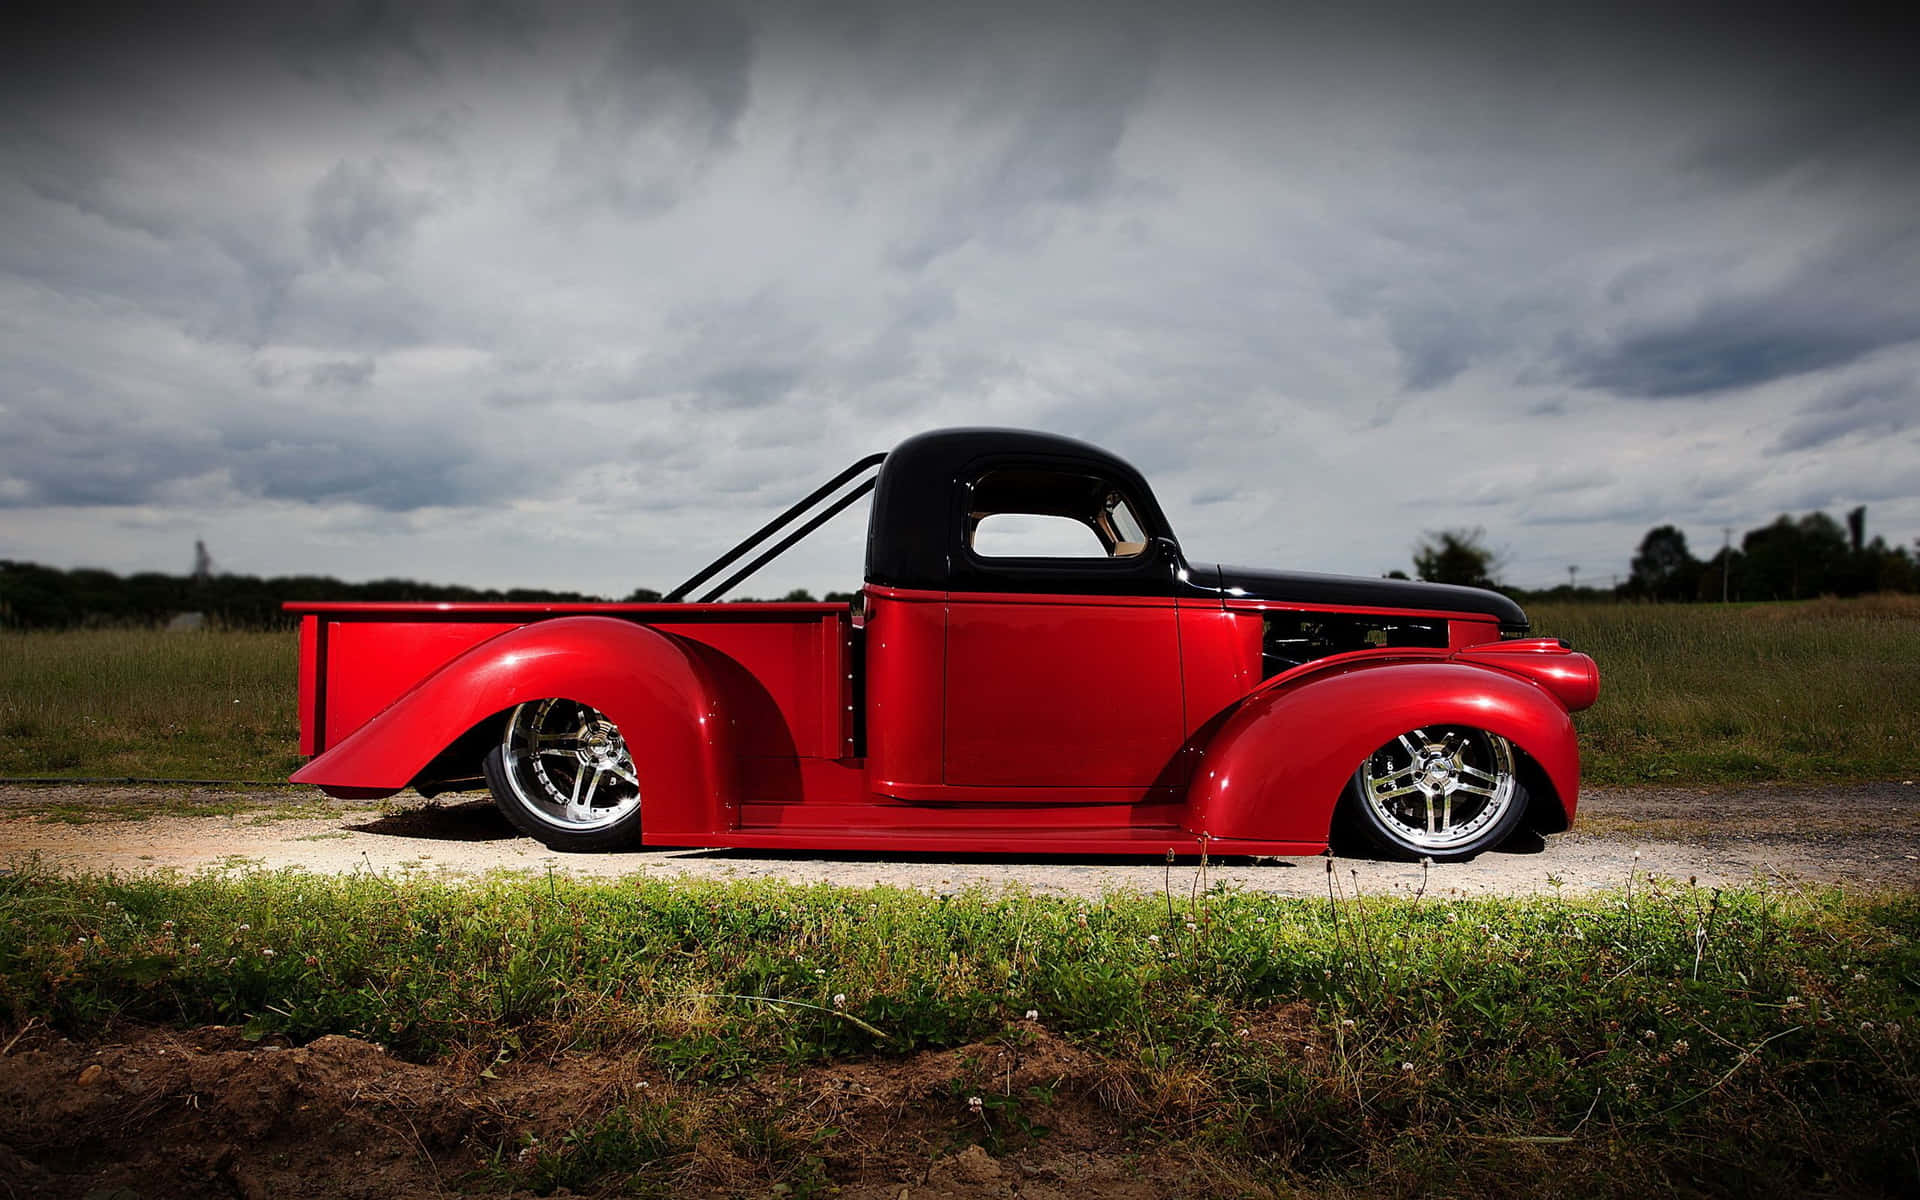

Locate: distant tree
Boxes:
[623,587,663,602]
[1412,528,1500,589]
[1741,513,1850,600]
[1628,525,1700,601]
[779,588,817,602]
[1384,569,1410,580]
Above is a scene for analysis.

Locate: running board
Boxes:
[646,825,1323,857]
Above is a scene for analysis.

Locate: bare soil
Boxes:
[3,781,1918,897]
[0,1020,1236,1199]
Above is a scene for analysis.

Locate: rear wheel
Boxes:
[1345,725,1529,860]
[483,698,643,852]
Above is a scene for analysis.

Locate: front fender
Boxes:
[291,616,734,839]
[1186,660,1580,846]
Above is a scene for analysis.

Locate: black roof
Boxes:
[864,427,1175,590]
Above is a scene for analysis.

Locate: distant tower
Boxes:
[1567,565,1578,591]
[192,540,213,583]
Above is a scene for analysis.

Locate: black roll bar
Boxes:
[665,452,886,602]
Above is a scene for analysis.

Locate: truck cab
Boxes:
[290,428,1596,860]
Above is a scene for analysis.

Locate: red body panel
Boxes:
[291,617,735,839]
[945,592,1185,788]
[1187,656,1584,843]
[863,587,946,796]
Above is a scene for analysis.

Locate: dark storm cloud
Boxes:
[0,386,501,512]
[1557,226,1920,398]
[1769,372,1917,455]
[307,160,436,267]
[888,17,1157,268]
[551,0,755,216]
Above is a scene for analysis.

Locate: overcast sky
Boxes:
[3,0,1916,597]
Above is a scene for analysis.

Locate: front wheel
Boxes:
[483,698,643,852]
[1345,725,1529,861]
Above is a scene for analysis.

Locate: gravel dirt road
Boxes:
[4,780,1916,894]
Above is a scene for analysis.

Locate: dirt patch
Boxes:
[0,1022,1226,1199]
[3,781,1918,897]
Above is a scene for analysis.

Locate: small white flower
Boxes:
[1853,973,1868,983]
[261,948,276,958]
[105,902,117,910]
[238,924,251,932]
[162,920,175,930]
[1401,1062,1414,1072]
[1184,922,1197,932]
[1147,934,1160,944]
[1340,1018,1355,1029]
[967,1096,983,1113]
[832,993,846,1009]
[1024,1009,1039,1021]
[814,968,826,976]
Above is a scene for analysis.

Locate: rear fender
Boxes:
[290,617,734,839]
[1186,659,1580,846]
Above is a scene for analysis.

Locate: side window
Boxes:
[974,514,1107,558]
[967,468,1150,560]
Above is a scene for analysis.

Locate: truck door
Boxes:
[943,465,1187,789]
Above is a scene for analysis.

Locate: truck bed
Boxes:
[290,601,855,764]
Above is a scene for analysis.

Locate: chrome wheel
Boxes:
[496,699,640,832]
[1358,726,1518,854]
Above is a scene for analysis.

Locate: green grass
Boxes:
[1531,595,1920,785]
[1,596,1915,786]
[1,867,1915,1196]
[0,628,300,780]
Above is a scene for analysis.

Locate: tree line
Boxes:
[0,559,857,630]
[1620,507,1916,602]
[1405,505,1916,601]
[6,500,1912,629]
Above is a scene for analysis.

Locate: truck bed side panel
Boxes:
[295,603,851,771]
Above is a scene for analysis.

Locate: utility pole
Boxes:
[1721,527,1731,603]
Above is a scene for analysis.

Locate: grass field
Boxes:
[0,628,299,781]
[1,595,1916,786]
[2,868,1915,1196]
[1529,595,1920,784]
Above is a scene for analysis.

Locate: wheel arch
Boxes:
[1185,660,1580,847]
[291,617,736,839]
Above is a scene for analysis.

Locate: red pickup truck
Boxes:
[290,428,1597,860]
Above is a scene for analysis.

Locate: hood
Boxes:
[1209,564,1528,629]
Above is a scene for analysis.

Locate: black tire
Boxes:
[483,698,644,852]
[1342,725,1531,861]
